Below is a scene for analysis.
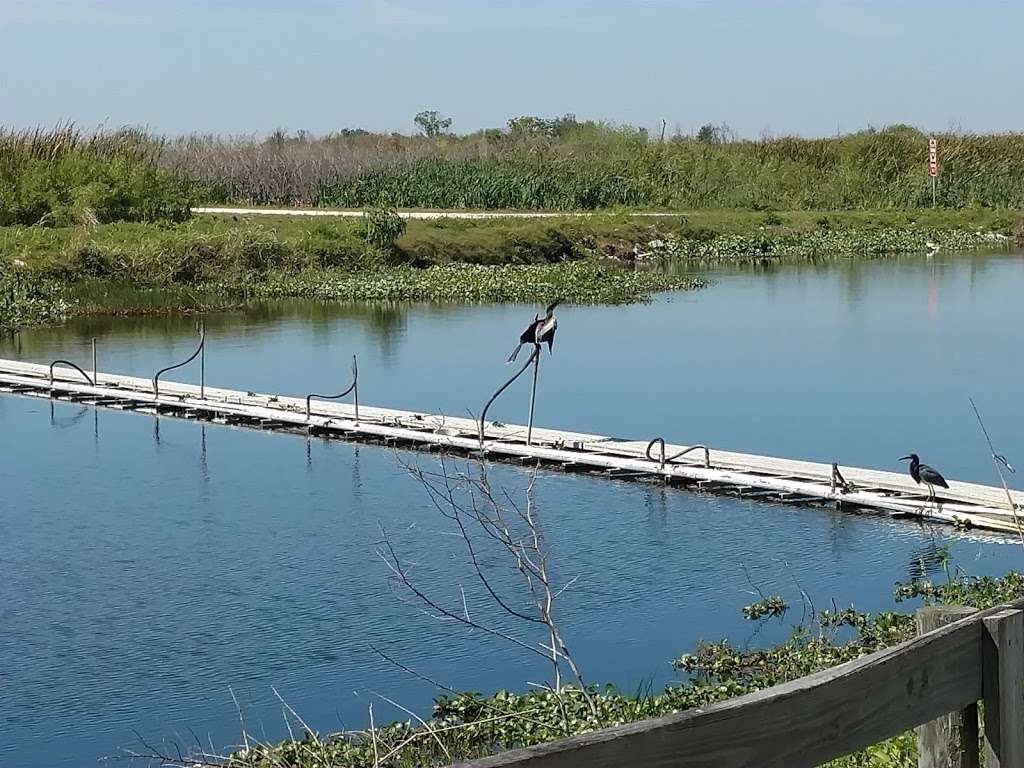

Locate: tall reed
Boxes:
[0,124,193,226]
[161,123,1024,210]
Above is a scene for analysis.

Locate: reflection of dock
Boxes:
[3,357,1023,535]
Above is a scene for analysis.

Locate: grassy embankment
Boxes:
[3,124,1024,331]
[4,208,1018,331]
[204,568,1021,768]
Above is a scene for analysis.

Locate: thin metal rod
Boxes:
[153,325,206,399]
[306,354,359,421]
[526,351,540,446]
[49,360,94,387]
[969,396,1023,548]
[479,345,539,447]
[91,338,97,385]
[352,355,359,422]
[199,322,205,399]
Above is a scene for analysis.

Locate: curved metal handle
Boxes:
[49,360,94,387]
[153,323,205,399]
[479,344,540,447]
[646,437,710,469]
[306,355,359,422]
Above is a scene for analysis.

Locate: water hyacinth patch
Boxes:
[209,261,705,305]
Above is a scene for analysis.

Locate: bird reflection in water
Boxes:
[49,402,89,430]
[48,401,100,446]
[644,485,669,541]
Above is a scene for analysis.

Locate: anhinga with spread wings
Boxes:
[507,300,559,363]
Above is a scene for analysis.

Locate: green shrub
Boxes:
[361,206,407,247]
[0,126,194,226]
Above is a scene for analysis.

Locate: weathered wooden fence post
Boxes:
[916,606,980,768]
[983,608,1024,768]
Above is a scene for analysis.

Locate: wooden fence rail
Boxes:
[455,600,1024,768]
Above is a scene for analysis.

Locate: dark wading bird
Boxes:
[899,453,950,500]
[506,300,559,363]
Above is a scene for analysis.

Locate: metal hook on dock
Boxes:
[646,438,710,470]
[831,463,851,493]
[478,345,540,449]
[153,322,206,400]
[49,359,94,387]
[305,355,359,423]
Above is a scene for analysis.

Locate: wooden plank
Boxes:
[916,606,980,768]
[454,602,1015,768]
[983,609,1024,768]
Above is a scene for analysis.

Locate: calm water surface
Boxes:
[2,252,1023,767]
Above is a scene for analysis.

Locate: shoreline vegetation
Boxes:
[154,568,1024,768]
[1,208,1018,332]
[2,123,1023,331]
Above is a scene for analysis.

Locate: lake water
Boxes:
[2,251,1023,767]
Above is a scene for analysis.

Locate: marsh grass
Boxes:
[159,123,1024,211]
[0,124,194,226]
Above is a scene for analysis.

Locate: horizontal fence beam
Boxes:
[455,600,1024,768]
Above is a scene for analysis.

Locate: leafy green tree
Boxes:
[696,122,734,145]
[696,123,719,144]
[508,114,580,138]
[414,110,452,137]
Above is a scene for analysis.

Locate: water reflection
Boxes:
[907,538,951,582]
[199,423,210,489]
[48,402,89,430]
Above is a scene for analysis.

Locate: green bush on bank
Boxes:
[0,126,193,226]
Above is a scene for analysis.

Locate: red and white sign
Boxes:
[928,138,938,177]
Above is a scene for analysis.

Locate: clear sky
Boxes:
[1,0,1020,138]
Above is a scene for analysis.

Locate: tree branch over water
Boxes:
[382,455,594,713]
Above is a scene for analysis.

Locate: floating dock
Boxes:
[2,357,1022,535]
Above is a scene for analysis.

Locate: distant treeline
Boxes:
[2,120,1024,225]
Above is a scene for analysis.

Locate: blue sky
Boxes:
[1,0,1020,137]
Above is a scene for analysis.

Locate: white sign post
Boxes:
[928,137,938,206]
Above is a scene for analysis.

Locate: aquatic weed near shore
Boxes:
[211,261,705,305]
